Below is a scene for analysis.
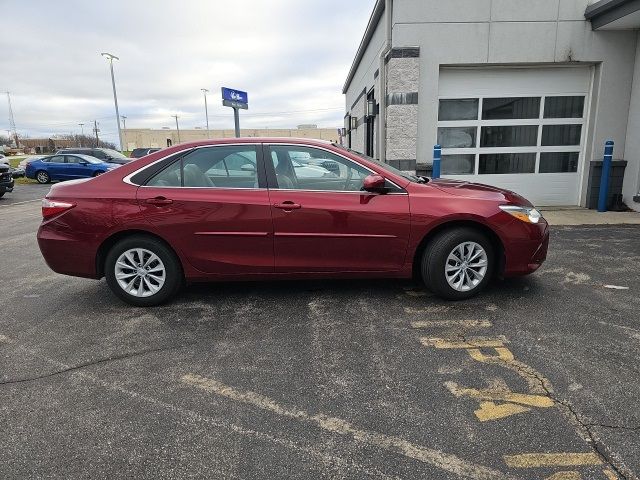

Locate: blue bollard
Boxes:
[597,140,614,212]
[432,144,442,179]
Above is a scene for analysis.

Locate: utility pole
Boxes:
[201,88,210,138]
[121,115,127,149]
[78,123,84,147]
[93,120,100,147]
[172,114,181,143]
[100,52,123,151]
[6,92,19,148]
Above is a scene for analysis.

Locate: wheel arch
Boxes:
[412,220,505,280]
[96,229,183,278]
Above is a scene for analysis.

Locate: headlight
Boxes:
[499,205,542,224]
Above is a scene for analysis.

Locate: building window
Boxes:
[436,95,586,175]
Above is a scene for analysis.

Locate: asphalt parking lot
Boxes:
[1,185,638,479]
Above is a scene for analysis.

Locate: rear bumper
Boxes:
[503,221,550,277]
[37,223,99,279]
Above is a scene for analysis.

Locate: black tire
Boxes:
[92,170,105,177]
[105,235,183,307]
[0,192,5,198]
[36,170,50,184]
[421,227,494,300]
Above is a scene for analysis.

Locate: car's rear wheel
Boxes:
[105,235,183,307]
[92,171,105,177]
[421,227,494,300]
[36,170,50,184]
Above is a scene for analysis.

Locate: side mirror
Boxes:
[362,174,386,193]
[240,164,256,172]
[80,161,89,165]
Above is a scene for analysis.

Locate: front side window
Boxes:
[269,145,369,191]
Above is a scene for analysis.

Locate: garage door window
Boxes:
[438,95,585,175]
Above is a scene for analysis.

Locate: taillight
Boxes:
[42,198,75,219]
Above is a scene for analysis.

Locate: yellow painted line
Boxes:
[445,382,554,408]
[421,337,507,349]
[411,320,492,329]
[467,347,514,362]
[182,374,516,479]
[603,468,619,480]
[475,401,530,422]
[545,472,581,480]
[503,452,602,468]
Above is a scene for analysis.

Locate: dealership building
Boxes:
[343,0,640,209]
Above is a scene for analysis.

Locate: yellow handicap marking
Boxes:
[411,320,492,329]
[545,473,581,480]
[503,452,602,468]
[445,380,553,421]
[421,336,508,349]
[467,347,514,362]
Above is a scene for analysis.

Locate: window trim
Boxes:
[262,143,407,194]
[126,143,267,189]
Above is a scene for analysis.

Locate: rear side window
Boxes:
[144,145,259,188]
[147,161,181,187]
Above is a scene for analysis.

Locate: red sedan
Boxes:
[37,138,549,306]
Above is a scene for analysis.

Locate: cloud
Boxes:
[0,0,374,144]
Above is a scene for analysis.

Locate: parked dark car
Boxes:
[26,154,121,183]
[37,138,549,307]
[56,148,131,165]
[0,163,14,198]
[130,148,161,158]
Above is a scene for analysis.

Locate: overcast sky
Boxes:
[0,0,374,145]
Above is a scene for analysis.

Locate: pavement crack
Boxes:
[538,385,634,480]
[0,341,197,386]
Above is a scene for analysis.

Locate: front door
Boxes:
[137,144,274,275]
[265,144,410,273]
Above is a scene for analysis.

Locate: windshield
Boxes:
[334,145,427,183]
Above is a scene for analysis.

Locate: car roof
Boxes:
[164,137,334,151]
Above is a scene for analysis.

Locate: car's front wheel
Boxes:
[421,227,494,300]
[105,235,183,307]
[36,170,50,184]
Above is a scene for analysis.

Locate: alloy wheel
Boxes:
[445,241,488,292]
[114,248,166,298]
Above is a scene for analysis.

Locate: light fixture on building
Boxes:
[365,99,377,118]
[350,116,358,130]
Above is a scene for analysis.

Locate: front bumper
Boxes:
[503,220,550,276]
[0,178,14,193]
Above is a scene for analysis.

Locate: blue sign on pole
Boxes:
[221,87,248,105]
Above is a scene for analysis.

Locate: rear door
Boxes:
[46,155,66,179]
[265,144,411,273]
[136,144,274,275]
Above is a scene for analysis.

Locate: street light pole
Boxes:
[78,123,84,147]
[172,114,181,143]
[201,88,210,138]
[100,52,123,151]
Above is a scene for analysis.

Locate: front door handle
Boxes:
[273,201,301,210]
[146,196,173,206]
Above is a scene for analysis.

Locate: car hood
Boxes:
[429,179,534,207]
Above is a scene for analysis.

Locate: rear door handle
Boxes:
[146,196,173,206]
[273,201,301,210]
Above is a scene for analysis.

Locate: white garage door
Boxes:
[437,66,592,205]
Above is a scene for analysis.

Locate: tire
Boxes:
[36,170,50,184]
[105,235,183,307]
[0,192,4,198]
[421,227,494,300]
[92,171,105,177]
